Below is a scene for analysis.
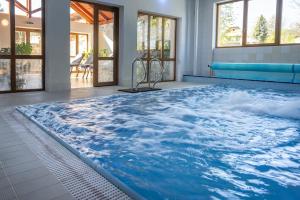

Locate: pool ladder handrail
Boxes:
[131,56,164,90]
[149,58,164,89]
[131,57,147,90]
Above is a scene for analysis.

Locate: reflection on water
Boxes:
[18,85,300,200]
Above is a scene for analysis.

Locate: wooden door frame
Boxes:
[93,4,119,87]
[70,0,119,87]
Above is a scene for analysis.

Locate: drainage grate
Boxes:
[4,110,132,200]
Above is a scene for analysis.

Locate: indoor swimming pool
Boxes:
[17,85,300,200]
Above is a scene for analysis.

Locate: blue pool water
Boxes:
[18,85,300,200]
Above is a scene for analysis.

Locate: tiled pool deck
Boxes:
[0,82,198,200]
[0,111,76,200]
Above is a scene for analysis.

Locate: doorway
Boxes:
[69,1,118,89]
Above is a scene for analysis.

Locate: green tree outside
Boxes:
[253,15,269,43]
[219,4,240,46]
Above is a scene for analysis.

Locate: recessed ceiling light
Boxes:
[1,19,9,26]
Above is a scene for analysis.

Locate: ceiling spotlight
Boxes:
[1,19,9,26]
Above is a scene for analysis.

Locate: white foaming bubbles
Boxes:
[17,85,300,199]
[218,90,300,120]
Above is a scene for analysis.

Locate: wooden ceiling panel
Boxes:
[70,1,114,25]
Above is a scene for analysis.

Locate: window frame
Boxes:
[0,0,45,93]
[216,0,245,48]
[137,12,177,82]
[215,0,300,48]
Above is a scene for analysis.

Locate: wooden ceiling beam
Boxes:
[70,2,93,24]
[99,19,113,25]
[15,0,29,13]
[100,11,110,21]
[27,0,32,17]
[69,2,113,25]
[73,2,93,17]
[30,8,41,14]
[5,0,34,17]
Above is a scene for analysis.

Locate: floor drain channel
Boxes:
[4,111,131,200]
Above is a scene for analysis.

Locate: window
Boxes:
[217,1,244,47]
[16,29,42,55]
[70,34,77,57]
[70,33,88,57]
[16,31,26,44]
[30,32,42,54]
[246,0,277,44]
[216,0,300,47]
[281,0,300,44]
[0,0,10,56]
[137,14,148,56]
[0,0,45,92]
[164,18,176,59]
[78,34,88,55]
[137,13,177,81]
[149,16,163,58]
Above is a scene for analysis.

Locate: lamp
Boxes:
[1,19,9,26]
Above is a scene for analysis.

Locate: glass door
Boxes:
[94,5,118,86]
[137,13,177,82]
[0,0,45,93]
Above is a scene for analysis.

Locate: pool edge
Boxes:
[16,107,144,200]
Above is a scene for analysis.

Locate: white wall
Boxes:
[0,13,10,49]
[45,0,70,91]
[45,0,188,91]
[186,0,300,77]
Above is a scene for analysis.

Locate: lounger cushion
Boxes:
[294,64,300,73]
[211,63,293,73]
[211,63,300,83]
[214,70,294,83]
[293,64,300,83]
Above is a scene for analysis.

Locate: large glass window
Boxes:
[216,0,300,47]
[16,31,26,44]
[16,59,42,90]
[137,14,148,57]
[246,0,277,45]
[0,0,10,55]
[137,13,177,81]
[281,0,300,44]
[0,59,10,91]
[15,1,42,55]
[16,29,42,55]
[0,0,44,92]
[70,34,77,57]
[30,31,42,54]
[149,16,162,58]
[217,1,244,47]
[78,34,88,55]
[164,18,176,59]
